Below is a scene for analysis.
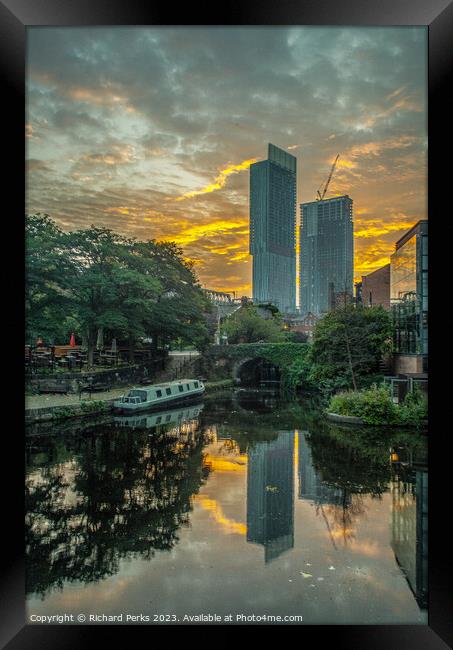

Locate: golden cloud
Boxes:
[354,218,415,239]
[68,86,128,107]
[193,494,247,536]
[160,218,248,247]
[82,145,136,167]
[175,158,257,201]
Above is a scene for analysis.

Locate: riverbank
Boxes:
[25,378,235,424]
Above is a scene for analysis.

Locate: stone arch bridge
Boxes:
[206,343,304,387]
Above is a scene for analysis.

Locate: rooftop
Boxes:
[395,220,428,250]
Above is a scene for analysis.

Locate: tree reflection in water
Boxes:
[299,422,427,549]
[26,416,212,598]
[26,397,427,605]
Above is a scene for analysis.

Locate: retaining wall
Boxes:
[26,357,167,394]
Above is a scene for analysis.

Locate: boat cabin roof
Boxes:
[127,379,202,393]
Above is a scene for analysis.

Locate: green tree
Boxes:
[25,214,74,344]
[222,304,285,344]
[310,305,392,391]
[132,240,212,352]
[26,215,212,358]
[61,226,160,364]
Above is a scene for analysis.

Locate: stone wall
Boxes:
[26,357,167,395]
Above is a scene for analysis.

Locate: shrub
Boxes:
[328,384,427,427]
[329,385,399,425]
[398,388,428,427]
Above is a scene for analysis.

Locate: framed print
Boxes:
[1,0,452,647]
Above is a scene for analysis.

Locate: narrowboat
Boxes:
[113,378,205,413]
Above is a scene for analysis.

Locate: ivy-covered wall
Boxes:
[206,343,315,394]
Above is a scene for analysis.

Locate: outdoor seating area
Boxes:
[25,343,156,374]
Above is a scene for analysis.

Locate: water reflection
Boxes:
[247,432,294,562]
[391,468,428,610]
[26,394,428,623]
[26,409,212,598]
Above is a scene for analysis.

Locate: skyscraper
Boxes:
[250,143,296,314]
[246,432,294,563]
[299,195,354,316]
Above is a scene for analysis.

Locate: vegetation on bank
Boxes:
[328,385,428,427]
[221,303,286,344]
[206,342,316,394]
[309,304,392,392]
[204,379,235,392]
[218,303,393,396]
[26,214,212,362]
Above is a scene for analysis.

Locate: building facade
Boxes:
[250,143,296,314]
[361,263,391,309]
[390,221,428,374]
[299,195,354,316]
[283,311,319,341]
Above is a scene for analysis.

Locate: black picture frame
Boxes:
[1,0,452,647]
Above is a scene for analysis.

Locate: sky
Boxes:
[26,26,427,297]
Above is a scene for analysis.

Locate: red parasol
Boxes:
[70,332,76,348]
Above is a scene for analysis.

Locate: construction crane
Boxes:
[316,154,340,201]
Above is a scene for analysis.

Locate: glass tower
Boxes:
[390,220,428,369]
[250,143,296,314]
[246,431,294,563]
[299,195,354,316]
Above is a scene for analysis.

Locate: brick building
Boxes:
[361,264,391,309]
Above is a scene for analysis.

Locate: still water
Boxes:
[26,391,427,625]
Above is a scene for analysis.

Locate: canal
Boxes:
[25,390,427,625]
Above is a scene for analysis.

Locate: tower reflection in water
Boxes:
[390,465,428,610]
[245,427,428,611]
[246,432,294,562]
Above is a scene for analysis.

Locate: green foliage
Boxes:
[310,305,392,391]
[52,406,78,421]
[25,215,211,357]
[209,342,315,394]
[25,214,75,343]
[328,384,428,427]
[284,330,308,343]
[283,346,317,393]
[79,400,108,415]
[398,388,428,427]
[222,304,285,344]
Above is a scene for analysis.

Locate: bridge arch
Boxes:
[232,356,281,387]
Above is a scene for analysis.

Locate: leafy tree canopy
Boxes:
[310,305,392,391]
[25,215,211,357]
[222,304,286,344]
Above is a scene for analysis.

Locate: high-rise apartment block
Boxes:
[299,195,354,316]
[250,144,296,314]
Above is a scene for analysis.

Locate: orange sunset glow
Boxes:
[26,27,427,296]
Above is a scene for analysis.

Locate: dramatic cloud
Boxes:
[26,26,427,295]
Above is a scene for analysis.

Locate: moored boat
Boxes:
[113,378,205,413]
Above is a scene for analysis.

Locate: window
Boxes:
[179,385,184,392]
[156,390,162,397]
[186,383,190,390]
[194,381,199,388]
[156,416,162,424]
[129,390,147,402]
[166,387,172,395]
